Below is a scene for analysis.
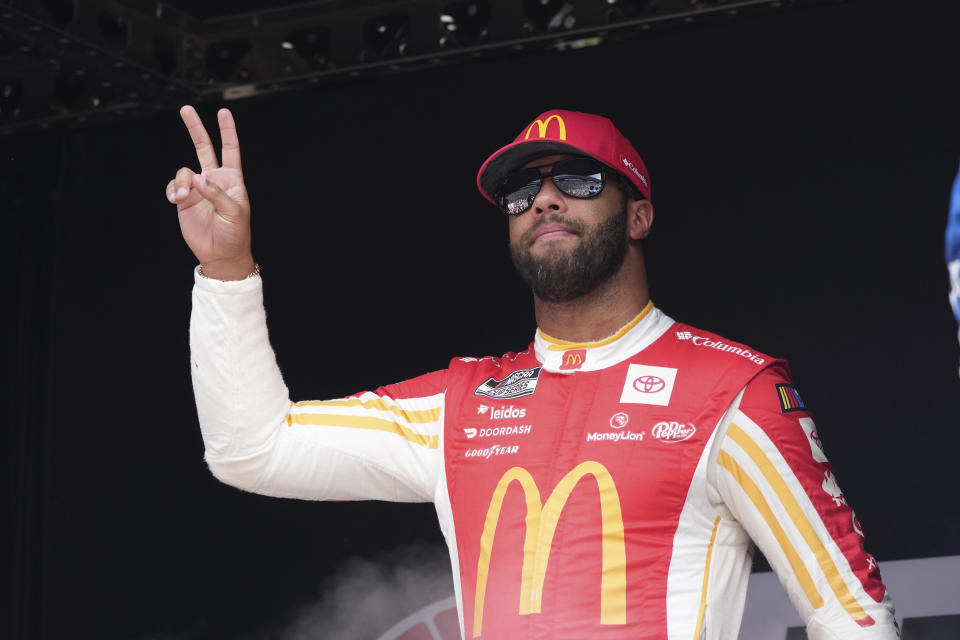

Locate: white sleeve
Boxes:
[189,268,443,503]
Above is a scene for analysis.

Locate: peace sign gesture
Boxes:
[167,105,255,281]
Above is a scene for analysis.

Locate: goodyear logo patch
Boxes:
[776,383,808,413]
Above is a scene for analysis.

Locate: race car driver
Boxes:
[168,106,900,639]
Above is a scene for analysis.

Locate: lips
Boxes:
[529,222,578,245]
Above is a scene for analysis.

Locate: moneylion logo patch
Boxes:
[587,411,644,443]
[474,366,542,400]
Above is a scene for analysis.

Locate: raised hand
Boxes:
[168,105,255,280]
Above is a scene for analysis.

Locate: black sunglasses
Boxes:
[497,157,606,215]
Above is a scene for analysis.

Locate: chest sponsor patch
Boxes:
[464,444,519,459]
[651,421,696,443]
[464,425,532,439]
[474,366,542,400]
[619,363,678,406]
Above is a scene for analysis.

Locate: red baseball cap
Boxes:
[476,109,651,206]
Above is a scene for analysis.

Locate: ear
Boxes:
[627,198,654,240]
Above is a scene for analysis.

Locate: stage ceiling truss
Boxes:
[0,0,842,135]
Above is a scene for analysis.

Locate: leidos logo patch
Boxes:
[619,364,677,406]
[475,366,542,400]
[487,405,527,420]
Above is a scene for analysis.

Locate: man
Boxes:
[169,106,899,639]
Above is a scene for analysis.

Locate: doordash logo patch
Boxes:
[619,364,677,406]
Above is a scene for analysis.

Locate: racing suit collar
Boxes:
[534,301,674,373]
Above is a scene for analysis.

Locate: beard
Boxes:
[510,199,629,303]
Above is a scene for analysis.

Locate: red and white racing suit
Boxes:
[190,271,898,639]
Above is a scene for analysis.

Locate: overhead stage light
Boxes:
[362,13,409,61]
[439,2,490,48]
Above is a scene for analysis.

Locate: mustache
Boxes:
[523,214,585,243]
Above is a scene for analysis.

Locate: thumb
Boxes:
[192,172,243,218]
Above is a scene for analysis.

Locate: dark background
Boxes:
[6,0,960,637]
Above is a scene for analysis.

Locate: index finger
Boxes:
[180,105,220,171]
[217,108,242,171]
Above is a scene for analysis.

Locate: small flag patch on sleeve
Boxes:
[776,383,808,413]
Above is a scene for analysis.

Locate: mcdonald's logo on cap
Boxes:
[472,461,626,637]
[560,348,586,371]
[524,114,567,141]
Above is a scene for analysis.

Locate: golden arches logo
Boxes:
[524,114,567,140]
[472,461,626,637]
[564,352,582,366]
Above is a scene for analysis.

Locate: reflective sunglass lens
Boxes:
[554,175,603,198]
[497,158,606,214]
[500,169,540,196]
[505,192,536,215]
[499,169,541,215]
[552,159,604,199]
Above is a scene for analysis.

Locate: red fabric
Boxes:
[444,327,772,639]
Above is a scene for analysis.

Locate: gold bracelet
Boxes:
[198,263,260,281]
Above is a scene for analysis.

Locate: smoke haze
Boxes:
[270,543,455,640]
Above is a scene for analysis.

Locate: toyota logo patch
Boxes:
[633,375,665,393]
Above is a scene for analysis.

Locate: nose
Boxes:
[531,176,567,215]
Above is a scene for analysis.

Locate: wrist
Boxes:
[199,257,258,281]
